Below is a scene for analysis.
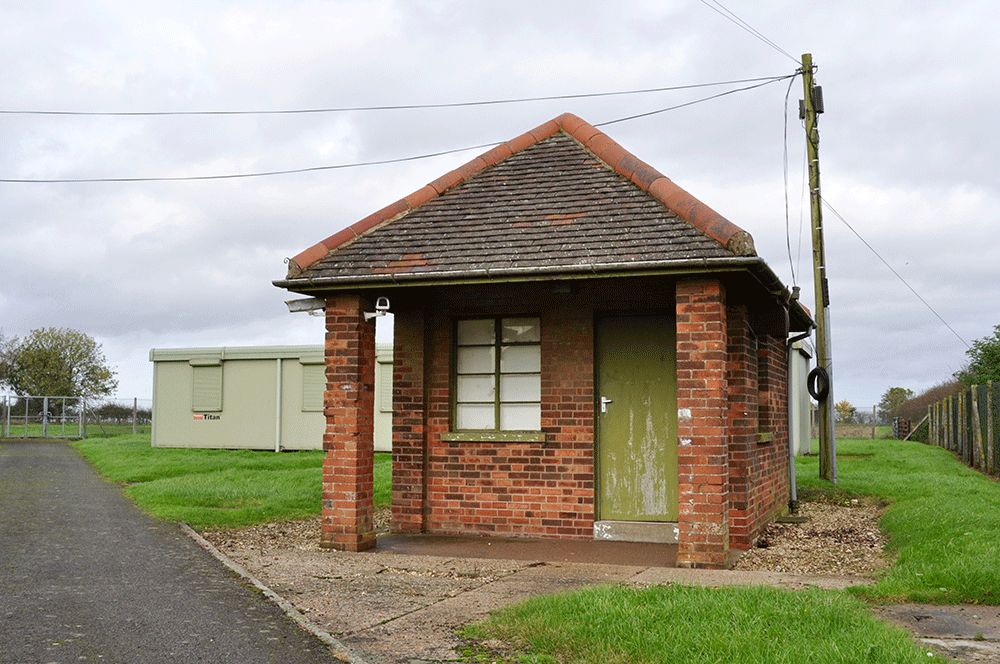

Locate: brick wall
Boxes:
[390,308,426,533]
[421,305,595,538]
[745,332,790,541]
[725,304,790,549]
[726,302,758,548]
[675,279,730,568]
[377,277,789,567]
[321,294,377,552]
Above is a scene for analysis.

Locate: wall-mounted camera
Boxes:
[365,296,390,321]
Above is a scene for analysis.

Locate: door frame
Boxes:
[593,311,679,527]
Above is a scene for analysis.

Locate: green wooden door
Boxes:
[596,315,678,521]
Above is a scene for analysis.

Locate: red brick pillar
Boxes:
[321,294,376,552]
[675,279,730,568]
[391,308,426,533]
[726,303,757,549]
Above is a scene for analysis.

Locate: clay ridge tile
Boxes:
[556,113,755,257]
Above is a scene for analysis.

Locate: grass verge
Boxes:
[71,434,391,529]
[797,438,1000,604]
[464,438,997,662]
[464,584,943,664]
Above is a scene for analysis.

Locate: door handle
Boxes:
[600,396,613,414]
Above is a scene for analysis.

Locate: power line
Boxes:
[0,143,497,183]
[595,74,795,127]
[820,196,971,349]
[781,75,797,286]
[0,76,790,117]
[0,75,797,184]
[698,0,801,65]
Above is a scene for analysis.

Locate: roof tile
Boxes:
[281,113,757,285]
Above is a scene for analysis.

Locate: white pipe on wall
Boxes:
[274,358,283,453]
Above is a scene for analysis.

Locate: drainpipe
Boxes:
[786,341,799,514]
[787,298,811,515]
[274,358,283,453]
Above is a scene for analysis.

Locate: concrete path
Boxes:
[0,439,348,663]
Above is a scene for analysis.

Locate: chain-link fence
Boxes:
[825,405,901,439]
[1,396,152,438]
[85,398,153,437]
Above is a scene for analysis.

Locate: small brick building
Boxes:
[275,113,812,568]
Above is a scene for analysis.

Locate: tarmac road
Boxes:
[0,438,348,664]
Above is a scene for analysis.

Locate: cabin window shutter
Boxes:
[300,359,325,412]
[190,362,223,412]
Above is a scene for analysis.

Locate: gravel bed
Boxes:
[732,498,890,576]
[203,500,889,578]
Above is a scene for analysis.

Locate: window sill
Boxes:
[756,432,775,444]
[441,431,546,443]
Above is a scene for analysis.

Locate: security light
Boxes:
[285,297,326,314]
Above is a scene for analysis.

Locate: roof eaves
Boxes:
[277,255,761,291]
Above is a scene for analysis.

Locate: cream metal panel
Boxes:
[150,344,392,452]
[789,339,815,456]
[278,355,325,451]
[374,344,393,452]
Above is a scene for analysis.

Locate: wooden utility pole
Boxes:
[801,53,837,482]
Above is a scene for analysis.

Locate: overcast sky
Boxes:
[2,0,996,408]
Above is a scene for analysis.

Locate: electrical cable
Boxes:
[698,0,801,65]
[782,75,797,286]
[819,196,971,349]
[0,76,791,117]
[0,75,797,184]
[595,74,796,127]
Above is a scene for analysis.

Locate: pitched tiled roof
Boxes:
[277,113,758,289]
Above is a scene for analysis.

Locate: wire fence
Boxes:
[1,396,152,439]
[927,383,999,476]
[827,406,902,440]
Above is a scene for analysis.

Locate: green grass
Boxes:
[3,421,84,438]
[2,421,149,438]
[84,422,152,437]
[462,438,995,662]
[464,584,943,664]
[71,434,391,529]
[798,437,1000,604]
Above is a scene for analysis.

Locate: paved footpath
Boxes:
[0,439,347,664]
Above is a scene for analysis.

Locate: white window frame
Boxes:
[454,316,541,432]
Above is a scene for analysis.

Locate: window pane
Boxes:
[457,346,495,373]
[457,375,495,402]
[457,403,495,430]
[457,319,495,345]
[500,403,541,431]
[502,317,540,343]
[500,345,540,373]
[500,374,541,402]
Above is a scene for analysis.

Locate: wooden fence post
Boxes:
[946,396,953,452]
[988,382,996,476]
[971,385,984,472]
